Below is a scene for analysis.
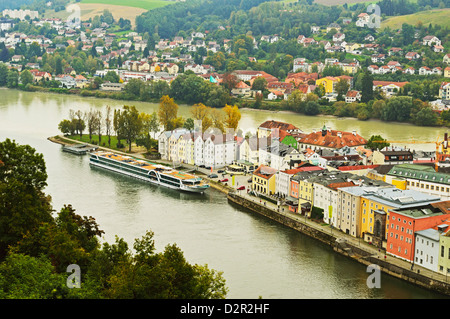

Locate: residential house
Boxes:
[373,81,408,98]
[259,142,304,171]
[356,13,370,27]
[389,47,403,56]
[298,126,367,151]
[203,133,236,168]
[257,120,301,139]
[345,90,361,103]
[423,35,441,47]
[405,52,420,60]
[231,81,251,97]
[372,147,414,165]
[333,33,345,42]
[252,165,277,196]
[440,82,450,100]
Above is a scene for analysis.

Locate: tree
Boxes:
[0,253,67,299]
[0,139,53,259]
[6,69,19,88]
[105,105,113,146]
[190,103,212,132]
[304,101,320,115]
[19,70,33,86]
[0,63,8,86]
[361,71,373,103]
[58,119,75,135]
[86,109,100,142]
[103,71,120,83]
[366,135,390,150]
[183,118,195,131]
[335,78,349,101]
[115,105,143,152]
[251,76,267,91]
[158,95,179,131]
[223,104,241,130]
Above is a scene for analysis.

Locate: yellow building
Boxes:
[252,165,277,195]
[439,231,450,275]
[315,77,338,94]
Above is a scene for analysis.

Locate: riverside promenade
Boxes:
[49,135,450,297]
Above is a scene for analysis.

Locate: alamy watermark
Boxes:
[66,4,81,29]
[367,4,381,29]
[366,264,381,289]
[66,264,81,289]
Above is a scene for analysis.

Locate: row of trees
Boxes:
[59,96,242,152]
[0,138,227,298]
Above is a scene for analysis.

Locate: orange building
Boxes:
[386,202,450,262]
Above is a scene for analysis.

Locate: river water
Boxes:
[0,88,447,299]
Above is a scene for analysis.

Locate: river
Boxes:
[0,88,447,299]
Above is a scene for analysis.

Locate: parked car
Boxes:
[237,186,245,190]
[220,178,229,182]
[208,174,218,178]
[247,178,252,183]
[199,165,205,168]
[217,170,225,173]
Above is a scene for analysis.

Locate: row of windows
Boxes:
[407,181,449,192]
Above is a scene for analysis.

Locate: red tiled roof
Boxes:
[327,181,355,190]
[259,120,298,131]
[338,165,380,171]
[299,130,367,148]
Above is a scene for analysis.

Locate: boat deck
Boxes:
[96,152,199,180]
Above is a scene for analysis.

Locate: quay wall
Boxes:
[227,192,450,296]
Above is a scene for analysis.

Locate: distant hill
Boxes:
[381,8,450,29]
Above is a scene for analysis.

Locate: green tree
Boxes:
[20,70,34,86]
[0,63,8,86]
[0,139,53,259]
[304,101,320,115]
[366,135,390,150]
[361,71,373,103]
[115,105,143,152]
[0,253,67,299]
[58,119,75,135]
[6,69,19,88]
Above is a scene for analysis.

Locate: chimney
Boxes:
[352,130,356,136]
[337,132,342,138]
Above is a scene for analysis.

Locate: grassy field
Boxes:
[42,0,173,27]
[381,8,450,29]
[80,0,171,11]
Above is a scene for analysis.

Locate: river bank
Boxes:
[49,134,450,297]
[10,85,447,131]
[226,192,450,297]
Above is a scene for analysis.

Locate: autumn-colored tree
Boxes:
[223,104,241,131]
[158,95,179,131]
[190,103,212,132]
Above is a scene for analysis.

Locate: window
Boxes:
[442,246,445,257]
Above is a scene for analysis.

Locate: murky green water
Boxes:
[0,88,446,298]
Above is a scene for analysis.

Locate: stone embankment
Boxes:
[227,192,450,297]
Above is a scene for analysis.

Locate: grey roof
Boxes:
[416,228,440,241]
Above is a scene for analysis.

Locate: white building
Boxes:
[415,228,440,272]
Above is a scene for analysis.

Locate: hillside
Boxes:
[381,8,450,29]
[40,0,174,27]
